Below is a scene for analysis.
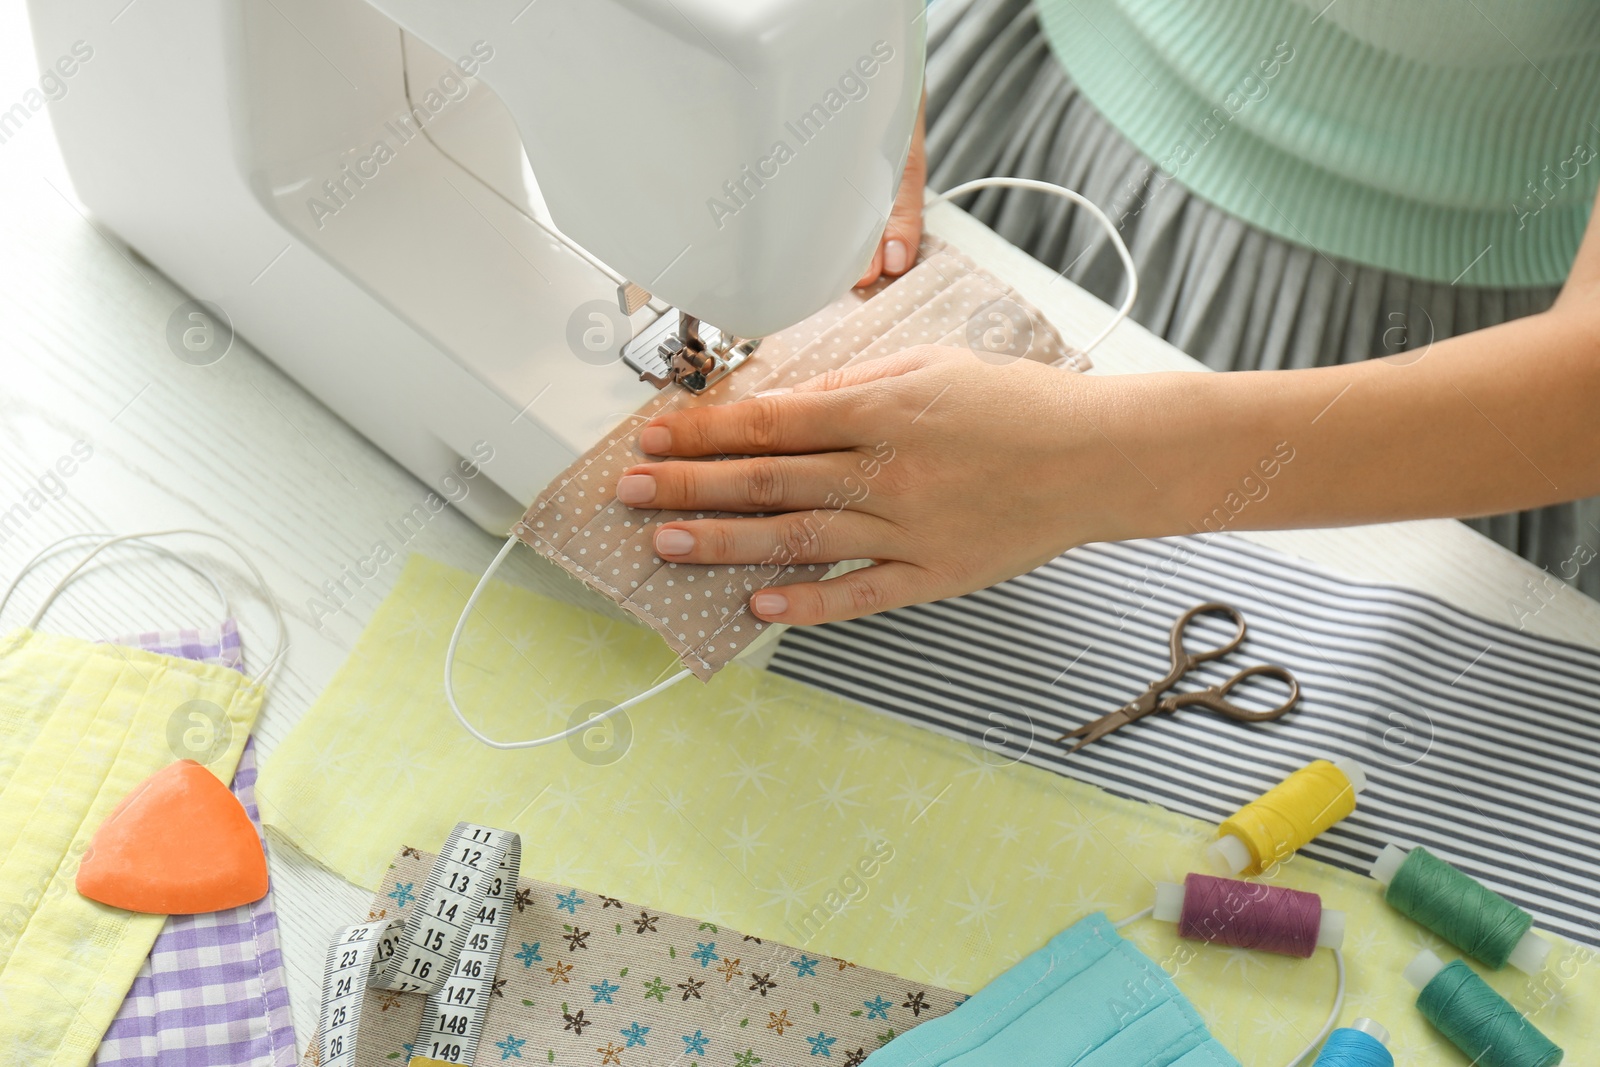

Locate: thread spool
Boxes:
[1152,873,1345,958]
[1312,1018,1393,1066]
[1208,757,1367,876]
[1404,950,1564,1067]
[1372,844,1554,975]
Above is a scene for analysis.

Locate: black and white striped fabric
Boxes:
[769,535,1600,948]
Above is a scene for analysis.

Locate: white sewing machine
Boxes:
[28,0,924,531]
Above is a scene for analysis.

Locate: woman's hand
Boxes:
[856,93,927,287]
[614,347,1161,625]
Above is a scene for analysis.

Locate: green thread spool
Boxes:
[1405,951,1564,1067]
[1372,844,1553,973]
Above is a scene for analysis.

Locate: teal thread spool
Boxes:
[1373,844,1553,973]
[1404,950,1564,1067]
[1312,1018,1393,1066]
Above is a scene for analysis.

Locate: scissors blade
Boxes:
[1058,707,1136,752]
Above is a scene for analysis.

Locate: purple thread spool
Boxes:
[1153,873,1346,958]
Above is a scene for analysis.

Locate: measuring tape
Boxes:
[314,823,520,1067]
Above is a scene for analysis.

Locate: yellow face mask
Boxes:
[0,532,276,1066]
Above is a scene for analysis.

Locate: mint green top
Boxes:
[1033,0,1600,287]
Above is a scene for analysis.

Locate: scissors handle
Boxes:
[1167,602,1248,675]
[1164,663,1300,722]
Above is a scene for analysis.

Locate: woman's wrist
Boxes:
[1063,367,1307,544]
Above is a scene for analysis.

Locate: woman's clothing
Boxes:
[925,0,1599,597]
[1033,0,1600,289]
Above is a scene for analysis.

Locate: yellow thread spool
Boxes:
[1208,757,1367,876]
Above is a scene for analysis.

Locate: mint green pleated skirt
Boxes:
[926,0,1599,597]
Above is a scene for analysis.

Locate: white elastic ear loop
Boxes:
[0,532,233,621]
[1285,947,1345,1067]
[0,529,288,685]
[924,176,1138,359]
[1113,911,1344,1067]
[445,535,692,749]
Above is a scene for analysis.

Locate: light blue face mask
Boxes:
[866,913,1240,1067]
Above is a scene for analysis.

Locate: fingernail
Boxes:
[751,592,789,617]
[884,239,908,275]
[754,387,792,398]
[616,474,655,505]
[655,528,695,556]
[639,426,670,454]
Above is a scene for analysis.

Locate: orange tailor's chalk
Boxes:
[77,759,268,914]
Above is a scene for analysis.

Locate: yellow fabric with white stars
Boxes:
[257,555,1594,1066]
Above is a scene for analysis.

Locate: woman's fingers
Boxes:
[649,510,898,567]
[856,93,927,288]
[855,243,886,289]
[749,562,928,625]
[639,393,861,458]
[618,453,866,514]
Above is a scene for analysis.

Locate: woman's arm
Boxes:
[615,191,1600,625]
[1120,294,1600,535]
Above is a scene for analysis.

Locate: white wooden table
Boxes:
[4,15,1599,1054]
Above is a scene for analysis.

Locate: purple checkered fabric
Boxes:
[102,618,245,672]
[92,625,298,1067]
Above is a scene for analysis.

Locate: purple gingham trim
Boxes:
[92,625,297,1067]
[101,618,245,672]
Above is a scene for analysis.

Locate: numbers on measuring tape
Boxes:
[313,823,521,1067]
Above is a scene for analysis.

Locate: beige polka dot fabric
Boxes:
[515,236,1085,680]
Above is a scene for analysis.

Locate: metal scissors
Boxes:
[1059,602,1300,752]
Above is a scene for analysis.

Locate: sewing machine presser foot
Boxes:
[621,308,758,395]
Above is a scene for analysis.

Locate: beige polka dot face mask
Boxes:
[509,236,1083,681]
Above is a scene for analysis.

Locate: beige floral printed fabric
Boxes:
[303,846,961,1067]
[515,236,1084,680]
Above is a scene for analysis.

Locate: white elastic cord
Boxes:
[0,529,288,685]
[1285,946,1345,1067]
[1,532,234,620]
[925,176,1138,358]
[444,534,693,750]
[1114,912,1345,1067]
